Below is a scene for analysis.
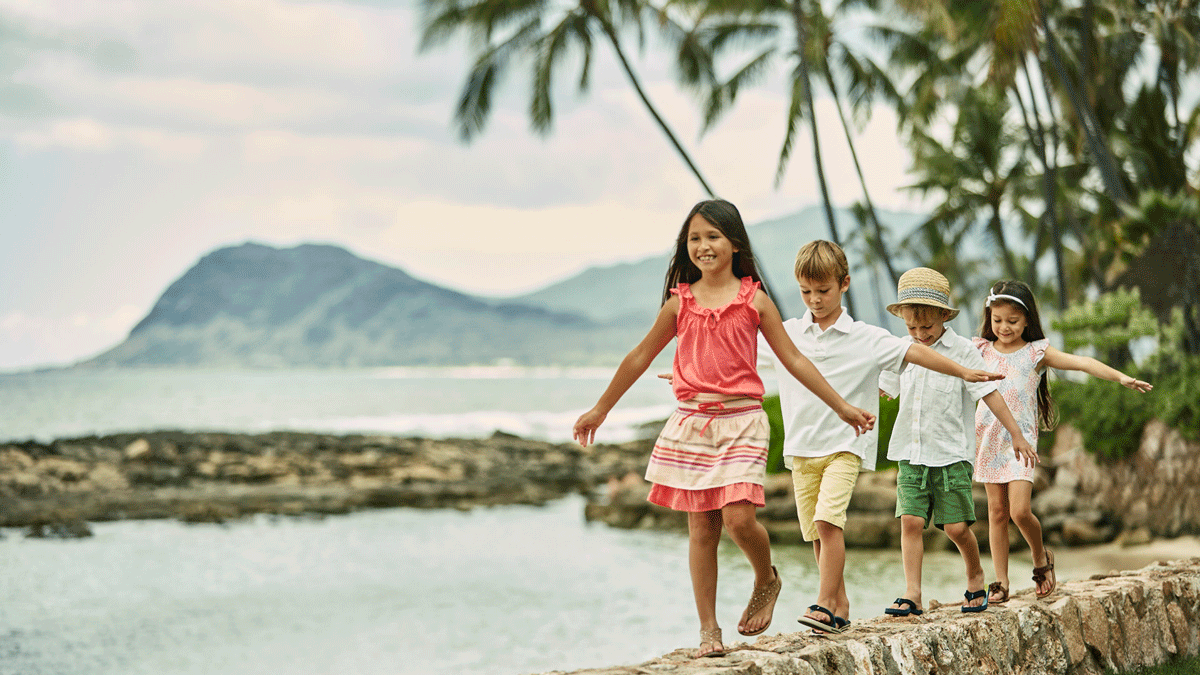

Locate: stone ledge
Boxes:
[537,558,1200,675]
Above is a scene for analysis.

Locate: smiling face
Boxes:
[989,301,1029,349]
[798,274,849,326]
[900,306,948,346]
[686,214,738,277]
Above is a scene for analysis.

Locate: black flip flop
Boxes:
[884,598,923,617]
[962,588,989,613]
[797,604,842,633]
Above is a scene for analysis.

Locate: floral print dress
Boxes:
[972,337,1049,484]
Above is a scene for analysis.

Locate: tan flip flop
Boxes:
[1033,549,1056,598]
[738,565,782,636]
[698,627,725,657]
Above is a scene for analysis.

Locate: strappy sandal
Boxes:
[738,565,782,636]
[987,581,1009,604]
[1033,548,1057,598]
[698,627,725,658]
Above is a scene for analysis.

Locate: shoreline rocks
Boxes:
[0,430,649,530]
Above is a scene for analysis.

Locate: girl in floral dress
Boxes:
[973,280,1152,604]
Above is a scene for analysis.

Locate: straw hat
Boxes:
[886,267,960,320]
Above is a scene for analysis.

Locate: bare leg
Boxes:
[803,520,849,624]
[945,521,986,608]
[888,515,925,612]
[688,510,724,647]
[985,483,1011,602]
[723,502,779,635]
[1007,480,1052,596]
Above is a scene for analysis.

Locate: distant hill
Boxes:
[83,243,645,368]
[80,206,948,369]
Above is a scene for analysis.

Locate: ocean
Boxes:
[0,368,972,675]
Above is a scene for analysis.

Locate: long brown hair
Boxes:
[661,199,769,303]
[979,280,1058,431]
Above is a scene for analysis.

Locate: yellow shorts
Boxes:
[791,452,862,541]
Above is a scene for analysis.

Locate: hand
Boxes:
[962,368,1004,383]
[1012,435,1038,468]
[879,388,893,400]
[573,408,607,447]
[839,405,876,437]
[1120,375,1152,393]
[657,372,674,384]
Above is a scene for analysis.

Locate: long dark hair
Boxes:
[661,199,768,303]
[978,280,1058,431]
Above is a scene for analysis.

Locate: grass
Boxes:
[1109,655,1200,675]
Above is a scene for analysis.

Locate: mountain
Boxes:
[83,243,645,368]
[513,206,929,331]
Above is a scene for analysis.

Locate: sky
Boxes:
[0,0,926,371]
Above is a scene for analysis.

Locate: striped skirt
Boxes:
[644,397,769,512]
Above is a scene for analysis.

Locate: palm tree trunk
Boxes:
[824,68,899,287]
[790,0,855,315]
[596,18,717,197]
[988,202,1020,281]
[1017,62,1067,308]
[1036,0,1131,205]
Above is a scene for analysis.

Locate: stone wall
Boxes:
[537,558,1200,675]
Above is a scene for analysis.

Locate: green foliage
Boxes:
[1106,654,1200,675]
[761,393,899,474]
[1048,292,1200,460]
[1053,287,1158,354]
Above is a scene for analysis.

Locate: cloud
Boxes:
[0,305,143,370]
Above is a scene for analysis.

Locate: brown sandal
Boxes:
[987,581,1009,604]
[738,565,782,636]
[1032,549,1056,598]
[698,627,725,658]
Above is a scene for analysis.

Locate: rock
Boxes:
[843,512,896,548]
[848,484,896,512]
[124,438,151,460]
[1032,484,1076,516]
[25,519,93,538]
[1117,527,1154,547]
[1061,517,1113,546]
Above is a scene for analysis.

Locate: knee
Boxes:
[900,515,925,535]
[988,503,1010,523]
[944,522,971,542]
[723,513,757,539]
[1009,505,1035,524]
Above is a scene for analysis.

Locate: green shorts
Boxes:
[895,460,975,530]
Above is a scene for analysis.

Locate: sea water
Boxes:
[0,368,974,675]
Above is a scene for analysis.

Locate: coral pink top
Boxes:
[670,276,765,402]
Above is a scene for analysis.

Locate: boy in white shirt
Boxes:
[878,268,1034,616]
[759,243,1003,634]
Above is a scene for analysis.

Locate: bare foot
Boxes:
[963,571,986,609]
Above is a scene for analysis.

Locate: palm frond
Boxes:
[454,17,542,141]
[775,66,807,186]
[702,47,775,133]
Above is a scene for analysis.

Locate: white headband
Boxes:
[987,293,1027,309]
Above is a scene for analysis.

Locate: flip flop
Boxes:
[698,627,725,658]
[797,604,843,634]
[833,616,851,631]
[1033,548,1057,598]
[738,565,782,636]
[884,598,923,617]
[962,588,989,613]
[988,581,1009,604]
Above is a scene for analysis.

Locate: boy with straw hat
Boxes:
[878,268,1034,617]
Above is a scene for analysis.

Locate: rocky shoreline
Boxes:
[0,430,648,534]
[3,418,1197,551]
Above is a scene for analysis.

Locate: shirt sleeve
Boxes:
[875,327,912,374]
[878,369,900,398]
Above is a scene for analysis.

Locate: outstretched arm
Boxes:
[755,291,875,436]
[905,343,1003,383]
[1041,346,1153,392]
[573,298,679,447]
[980,390,1037,467]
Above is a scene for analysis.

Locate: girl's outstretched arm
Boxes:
[573,297,680,447]
[754,291,876,436]
[1041,346,1153,392]
[980,390,1038,467]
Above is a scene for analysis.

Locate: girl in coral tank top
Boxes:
[573,199,874,657]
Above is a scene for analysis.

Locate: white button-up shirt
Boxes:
[879,327,997,467]
[759,309,910,472]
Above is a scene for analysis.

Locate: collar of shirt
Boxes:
[929,325,960,350]
[799,307,853,335]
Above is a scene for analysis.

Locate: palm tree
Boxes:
[419,0,717,196]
